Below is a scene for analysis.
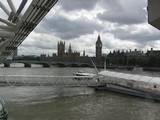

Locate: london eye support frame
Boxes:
[0,0,59,60]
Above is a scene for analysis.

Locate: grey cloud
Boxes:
[99,0,122,11]
[103,41,116,50]
[60,0,98,11]
[98,12,146,25]
[22,35,57,50]
[98,0,147,25]
[108,26,160,44]
[19,46,55,56]
[20,37,58,55]
[36,15,103,40]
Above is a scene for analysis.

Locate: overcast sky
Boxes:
[1,0,160,56]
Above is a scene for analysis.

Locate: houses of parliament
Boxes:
[55,34,160,68]
[50,35,103,66]
[57,42,81,57]
[57,35,102,59]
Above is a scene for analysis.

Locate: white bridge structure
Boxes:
[0,0,58,60]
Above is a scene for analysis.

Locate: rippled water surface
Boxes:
[0,66,160,120]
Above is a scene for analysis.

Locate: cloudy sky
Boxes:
[1,0,160,56]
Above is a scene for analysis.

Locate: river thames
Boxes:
[0,66,160,120]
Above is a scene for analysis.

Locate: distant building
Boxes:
[126,49,144,57]
[40,54,47,61]
[83,50,86,57]
[96,35,102,58]
[52,53,57,57]
[145,48,160,67]
[57,41,65,57]
[146,48,160,56]
[57,41,80,57]
[52,41,91,66]
[68,44,72,56]
[107,49,146,66]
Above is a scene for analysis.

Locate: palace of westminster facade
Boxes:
[55,34,160,67]
[57,35,102,59]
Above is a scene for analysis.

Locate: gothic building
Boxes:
[57,41,80,57]
[68,44,72,56]
[96,35,102,58]
[83,50,86,57]
[57,41,65,57]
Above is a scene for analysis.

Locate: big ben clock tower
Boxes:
[96,35,102,58]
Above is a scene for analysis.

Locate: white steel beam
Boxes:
[0,25,16,31]
[0,18,16,26]
[0,31,15,38]
[0,0,59,58]
[0,2,10,16]
[7,0,16,14]
[16,0,28,16]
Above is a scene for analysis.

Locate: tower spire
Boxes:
[68,43,72,55]
[96,34,102,58]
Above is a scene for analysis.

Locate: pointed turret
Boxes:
[83,50,85,57]
[96,35,101,44]
[68,43,72,56]
[57,41,65,57]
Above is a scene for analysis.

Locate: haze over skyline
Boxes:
[1,0,160,56]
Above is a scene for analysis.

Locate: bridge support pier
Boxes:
[4,63,10,67]
[24,63,31,68]
[42,63,50,68]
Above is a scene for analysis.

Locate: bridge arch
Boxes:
[56,63,66,67]
[80,63,91,67]
[69,63,80,67]
[41,63,50,68]
[24,63,31,68]
[4,63,10,67]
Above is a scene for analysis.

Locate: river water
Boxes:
[0,66,160,120]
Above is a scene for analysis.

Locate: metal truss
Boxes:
[0,0,58,59]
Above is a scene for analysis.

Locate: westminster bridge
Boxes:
[0,60,92,68]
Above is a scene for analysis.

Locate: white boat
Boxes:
[73,72,96,77]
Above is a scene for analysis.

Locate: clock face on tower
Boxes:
[96,35,102,57]
[96,43,102,48]
[96,44,98,47]
[99,44,102,48]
